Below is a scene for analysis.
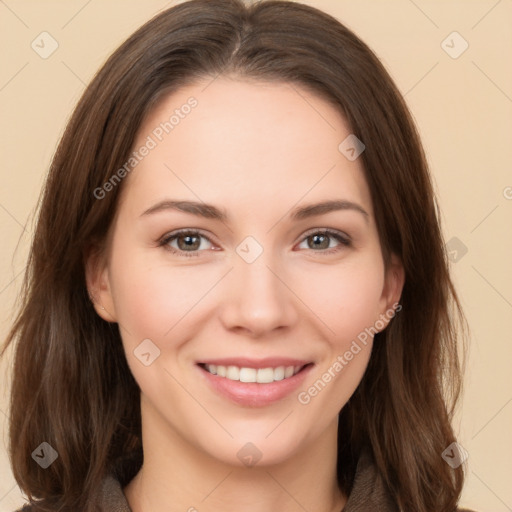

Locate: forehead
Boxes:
[121,77,372,218]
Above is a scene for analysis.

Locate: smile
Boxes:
[197,359,314,407]
[202,364,304,383]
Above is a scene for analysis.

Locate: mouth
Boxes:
[196,358,314,407]
[199,363,306,383]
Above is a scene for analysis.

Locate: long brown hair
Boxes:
[2,0,467,510]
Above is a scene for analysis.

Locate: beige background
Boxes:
[1,1,511,510]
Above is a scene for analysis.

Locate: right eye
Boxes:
[159,229,217,257]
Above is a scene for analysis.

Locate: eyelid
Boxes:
[159,227,214,243]
[298,227,351,244]
[158,228,218,253]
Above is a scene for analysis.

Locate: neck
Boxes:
[124,399,346,512]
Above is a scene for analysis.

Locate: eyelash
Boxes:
[158,228,352,258]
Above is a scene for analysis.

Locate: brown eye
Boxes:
[298,230,351,253]
[176,233,201,251]
[160,230,214,257]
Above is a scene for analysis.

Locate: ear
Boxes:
[84,245,117,323]
[377,252,405,331]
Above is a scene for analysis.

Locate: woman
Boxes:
[2,0,475,510]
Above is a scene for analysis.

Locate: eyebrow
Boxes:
[140,199,369,223]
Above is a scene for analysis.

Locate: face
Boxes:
[87,77,404,467]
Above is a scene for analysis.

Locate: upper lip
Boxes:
[197,357,312,369]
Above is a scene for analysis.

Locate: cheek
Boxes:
[291,252,386,344]
[293,259,382,414]
[108,245,220,348]
[108,256,214,395]
[112,267,186,338]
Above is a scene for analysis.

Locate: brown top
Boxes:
[17,448,477,511]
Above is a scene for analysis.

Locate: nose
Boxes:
[219,249,299,338]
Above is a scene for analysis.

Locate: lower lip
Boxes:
[197,364,314,407]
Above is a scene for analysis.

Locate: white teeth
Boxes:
[257,368,275,383]
[204,364,303,383]
[226,366,239,380]
[274,366,285,381]
[239,367,257,382]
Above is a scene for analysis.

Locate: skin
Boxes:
[87,76,404,512]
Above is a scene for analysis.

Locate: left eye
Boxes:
[159,229,351,257]
[296,230,351,253]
